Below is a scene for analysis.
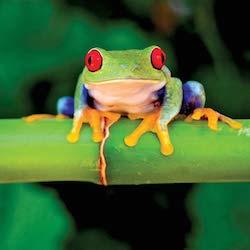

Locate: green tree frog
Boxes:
[25,46,242,185]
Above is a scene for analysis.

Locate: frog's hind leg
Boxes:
[182,81,242,130]
[24,96,73,122]
[187,108,242,130]
[180,81,206,116]
[56,96,74,117]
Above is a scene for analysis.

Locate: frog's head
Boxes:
[81,45,170,86]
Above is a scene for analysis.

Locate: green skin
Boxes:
[73,46,183,130]
[21,46,242,185]
[19,46,242,185]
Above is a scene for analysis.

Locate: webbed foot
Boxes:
[185,108,242,130]
[24,114,69,122]
[124,110,174,156]
[67,107,121,186]
[67,131,80,143]
[67,107,121,143]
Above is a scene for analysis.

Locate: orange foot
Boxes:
[185,108,242,130]
[67,107,121,144]
[124,109,174,156]
[23,114,69,122]
[67,107,121,186]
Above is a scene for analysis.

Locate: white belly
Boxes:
[85,80,165,114]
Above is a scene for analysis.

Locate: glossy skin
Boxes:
[64,46,242,157]
[24,46,242,185]
[75,46,176,116]
[66,46,183,155]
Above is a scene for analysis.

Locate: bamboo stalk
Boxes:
[0,119,249,185]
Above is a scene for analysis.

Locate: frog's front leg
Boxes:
[181,81,242,130]
[67,107,121,143]
[125,77,183,156]
[67,108,88,143]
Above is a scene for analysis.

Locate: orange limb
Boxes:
[67,107,121,143]
[23,114,69,122]
[67,110,85,143]
[67,107,121,185]
[67,107,103,143]
[124,109,174,156]
[154,123,173,156]
[185,108,242,130]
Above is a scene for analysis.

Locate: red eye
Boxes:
[151,47,166,70]
[85,49,103,72]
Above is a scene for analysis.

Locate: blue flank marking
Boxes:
[57,81,204,117]
[81,84,88,104]
[180,81,205,115]
[57,85,92,117]
[155,85,166,105]
[57,96,74,117]
[82,84,95,108]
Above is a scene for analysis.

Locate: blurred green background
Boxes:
[0,0,250,249]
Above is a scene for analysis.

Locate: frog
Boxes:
[25,46,242,185]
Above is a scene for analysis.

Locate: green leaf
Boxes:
[187,183,250,250]
[0,184,73,250]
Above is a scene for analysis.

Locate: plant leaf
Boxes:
[0,184,73,250]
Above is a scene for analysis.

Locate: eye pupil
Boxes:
[161,54,164,63]
[151,47,166,70]
[88,56,92,65]
[85,49,103,72]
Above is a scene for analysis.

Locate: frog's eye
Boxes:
[151,47,166,70]
[85,49,103,72]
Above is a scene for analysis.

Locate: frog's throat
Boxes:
[83,79,165,86]
[84,79,166,114]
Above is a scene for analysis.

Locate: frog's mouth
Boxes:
[85,79,163,85]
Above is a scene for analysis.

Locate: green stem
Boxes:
[0,119,250,185]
